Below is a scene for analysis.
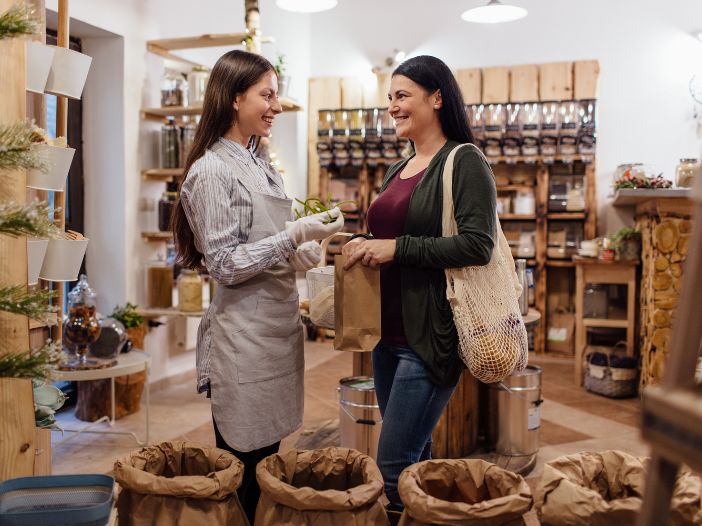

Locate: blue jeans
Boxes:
[372,340,458,511]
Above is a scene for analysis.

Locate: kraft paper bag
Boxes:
[536,450,702,526]
[397,459,533,526]
[255,447,390,526]
[334,254,381,352]
[113,441,248,526]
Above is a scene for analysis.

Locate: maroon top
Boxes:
[366,168,426,346]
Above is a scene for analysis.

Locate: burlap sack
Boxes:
[397,459,533,526]
[255,447,390,525]
[536,450,702,526]
[113,441,247,526]
[334,254,381,352]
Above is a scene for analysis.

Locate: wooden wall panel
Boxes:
[574,60,600,100]
[0,379,35,481]
[375,72,392,108]
[307,77,341,197]
[510,64,539,102]
[340,76,363,108]
[539,61,573,101]
[482,67,510,103]
[456,68,482,105]
[33,428,52,475]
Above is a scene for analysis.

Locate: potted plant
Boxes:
[111,302,146,350]
[274,53,290,98]
[612,227,642,261]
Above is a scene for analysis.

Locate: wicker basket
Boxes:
[583,345,638,398]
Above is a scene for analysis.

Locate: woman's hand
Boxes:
[341,238,364,258]
[343,239,396,270]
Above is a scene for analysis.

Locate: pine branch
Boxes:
[0,3,40,40]
[0,341,61,380]
[0,121,47,171]
[0,200,60,238]
[0,285,57,324]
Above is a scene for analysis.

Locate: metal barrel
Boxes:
[338,376,382,461]
[488,365,543,456]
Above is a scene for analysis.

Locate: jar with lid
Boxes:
[160,118,180,169]
[675,158,699,188]
[187,66,210,106]
[160,71,185,107]
[178,269,203,312]
[146,255,173,309]
[158,186,178,232]
[62,275,103,369]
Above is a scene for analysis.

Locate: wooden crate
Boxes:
[509,64,539,102]
[456,68,482,105]
[574,60,600,100]
[539,61,573,101]
[482,66,510,103]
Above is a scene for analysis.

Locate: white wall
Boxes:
[308,0,702,233]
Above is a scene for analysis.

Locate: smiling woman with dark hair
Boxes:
[343,55,496,512]
[171,49,343,522]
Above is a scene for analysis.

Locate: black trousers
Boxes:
[213,415,280,525]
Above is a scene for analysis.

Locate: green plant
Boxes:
[0,340,60,380]
[0,2,39,40]
[111,302,145,329]
[0,285,57,325]
[293,193,356,224]
[274,54,286,77]
[0,200,60,238]
[0,121,49,171]
[611,226,641,247]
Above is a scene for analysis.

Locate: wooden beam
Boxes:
[509,64,538,102]
[455,68,482,105]
[574,60,600,100]
[0,379,36,481]
[481,67,509,103]
[539,61,573,101]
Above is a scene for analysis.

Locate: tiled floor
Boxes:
[52,343,649,489]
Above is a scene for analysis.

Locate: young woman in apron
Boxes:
[171,50,344,522]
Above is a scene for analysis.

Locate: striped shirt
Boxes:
[179,138,297,393]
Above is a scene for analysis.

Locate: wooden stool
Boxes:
[574,257,638,385]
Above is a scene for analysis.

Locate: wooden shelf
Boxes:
[141,231,173,242]
[139,307,204,318]
[583,317,629,329]
[546,259,575,268]
[488,155,593,165]
[141,98,302,121]
[496,185,536,192]
[142,168,183,181]
[612,188,690,206]
[499,214,536,221]
[547,212,586,220]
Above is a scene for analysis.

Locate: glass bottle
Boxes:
[160,118,180,169]
[675,158,699,188]
[187,66,210,106]
[516,259,529,316]
[158,186,177,232]
[146,255,173,309]
[180,120,197,165]
[61,275,103,369]
[178,269,203,312]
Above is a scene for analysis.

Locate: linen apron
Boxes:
[208,143,304,452]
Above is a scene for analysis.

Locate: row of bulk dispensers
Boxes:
[316,100,596,167]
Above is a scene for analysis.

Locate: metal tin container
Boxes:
[338,376,382,461]
[487,365,543,456]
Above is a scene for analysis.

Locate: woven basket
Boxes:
[583,345,638,398]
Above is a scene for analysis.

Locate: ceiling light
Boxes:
[394,50,406,62]
[461,0,527,24]
[276,0,337,13]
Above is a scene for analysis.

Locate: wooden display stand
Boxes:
[573,257,638,385]
[310,60,600,353]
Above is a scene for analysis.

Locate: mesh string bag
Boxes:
[441,144,528,384]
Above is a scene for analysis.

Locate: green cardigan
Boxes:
[384,140,496,387]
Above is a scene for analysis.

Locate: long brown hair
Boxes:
[172,50,274,269]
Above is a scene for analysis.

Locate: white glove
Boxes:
[285,207,344,246]
[289,241,322,271]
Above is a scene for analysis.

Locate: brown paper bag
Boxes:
[398,459,533,526]
[334,254,381,352]
[546,307,575,354]
[113,441,247,526]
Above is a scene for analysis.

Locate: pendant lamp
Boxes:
[461,0,527,24]
[276,0,338,13]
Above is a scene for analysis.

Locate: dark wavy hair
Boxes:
[172,50,274,269]
[392,55,475,145]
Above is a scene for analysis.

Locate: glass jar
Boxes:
[675,158,699,188]
[180,121,197,166]
[158,190,177,232]
[160,118,180,169]
[61,275,103,369]
[146,256,173,309]
[187,66,210,106]
[178,269,203,312]
[160,71,185,107]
